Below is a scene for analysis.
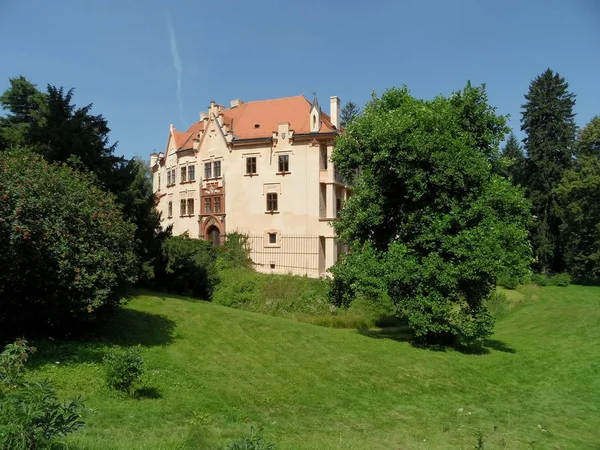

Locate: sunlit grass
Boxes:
[27,285,600,449]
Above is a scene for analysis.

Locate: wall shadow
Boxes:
[28,308,176,369]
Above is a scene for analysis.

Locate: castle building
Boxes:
[150,94,349,277]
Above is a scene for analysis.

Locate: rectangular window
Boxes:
[246,157,257,175]
[172,169,176,184]
[204,162,212,179]
[167,171,171,186]
[180,199,187,216]
[204,198,212,214]
[214,160,221,178]
[214,197,221,213]
[158,174,161,191]
[168,201,172,218]
[336,198,342,217]
[278,154,289,173]
[268,232,277,244]
[187,198,194,215]
[180,167,187,183]
[320,143,328,170]
[188,165,195,181]
[266,192,278,212]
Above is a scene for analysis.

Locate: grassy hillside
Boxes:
[27,285,600,449]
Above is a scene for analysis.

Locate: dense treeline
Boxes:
[0,76,169,339]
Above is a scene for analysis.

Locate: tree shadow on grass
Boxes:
[28,308,176,368]
[357,324,516,355]
[134,386,161,399]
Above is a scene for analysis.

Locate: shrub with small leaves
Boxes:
[531,273,571,287]
[103,346,145,395]
[0,339,36,387]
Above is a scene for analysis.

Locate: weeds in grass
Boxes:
[225,424,275,450]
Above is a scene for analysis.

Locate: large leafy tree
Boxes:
[330,84,532,347]
[0,149,138,338]
[521,69,577,273]
[0,76,168,280]
[340,101,361,128]
[499,133,527,186]
[556,117,600,281]
[576,115,600,158]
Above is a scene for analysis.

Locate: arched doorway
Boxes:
[207,225,221,246]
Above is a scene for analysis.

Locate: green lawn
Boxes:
[28,285,600,449]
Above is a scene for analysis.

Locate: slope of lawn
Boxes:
[28,285,600,449]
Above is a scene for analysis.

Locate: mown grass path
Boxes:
[30,286,600,449]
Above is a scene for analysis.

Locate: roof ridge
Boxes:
[230,94,306,108]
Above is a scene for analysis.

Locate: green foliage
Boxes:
[340,101,361,128]
[499,133,527,186]
[555,127,600,281]
[158,236,219,299]
[225,425,275,450]
[330,83,532,347]
[0,340,85,449]
[521,68,577,273]
[0,339,36,387]
[486,290,510,319]
[531,273,571,287]
[576,115,600,158]
[0,76,170,285]
[0,381,85,450]
[216,232,252,270]
[0,149,138,339]
[103,346,145,395]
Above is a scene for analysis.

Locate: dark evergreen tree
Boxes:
[500,133,527,186]
[340,101,361,128]
[0,76,46,150]
[521,69,577,273]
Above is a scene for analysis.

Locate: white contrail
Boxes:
[167,16,185,126]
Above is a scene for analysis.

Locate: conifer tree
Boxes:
[500,133,527,186]
[521,69,577,273]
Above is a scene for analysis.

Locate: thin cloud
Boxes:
[167,16,185,127]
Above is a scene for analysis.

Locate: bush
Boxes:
[225,425,275,450]
[0,339,36,387]
[217,232,252,270]
[103,346,145,395]
[486,290,510,319]
[0,381,85,450]
[157,235,219,299]
[531,273,571,287]
[0,340,85,449]
[0,149,138,339]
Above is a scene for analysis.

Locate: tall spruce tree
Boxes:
[340,101,361,127]
[521,69,577,273]
[500,133,527,186]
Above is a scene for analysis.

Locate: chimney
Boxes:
[200,112,208,121]
[330,96,340,129]
[230,98,244,108]
[150,152,158,167]
[169,124,174,133]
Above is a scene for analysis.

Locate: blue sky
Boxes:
[1,0,598,160]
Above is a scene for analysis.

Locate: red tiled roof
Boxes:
[164,95,336,157]
[223,95,336,139]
